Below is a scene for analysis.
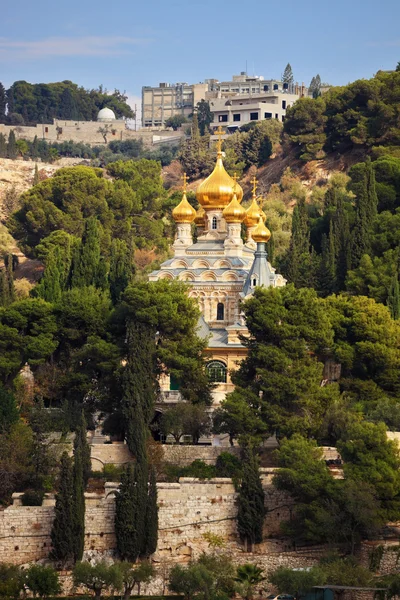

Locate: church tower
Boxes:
[149,127,286,405]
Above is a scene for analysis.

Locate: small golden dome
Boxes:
[244,198,263,227]
[222,194,246,223]
[252,216,271,243]
[194,205,205,226]
[172,192,196,223]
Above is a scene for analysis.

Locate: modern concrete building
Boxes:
[141,82,208,128]
[142,73,307,130]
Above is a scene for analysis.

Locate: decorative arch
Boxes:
[158,272,173,280]
[172,259,189,269]
[193,259,210,269]
[214,259,232,269]
[179,272,195,281]
[201,271,217,281]
[217,302,225,321]
[222,271,239,282]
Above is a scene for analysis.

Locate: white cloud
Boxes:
[0,35,150,60]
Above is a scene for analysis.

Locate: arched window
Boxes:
[217,302,224,321]
[206,360,227,383]
[212,216,218,230]
[252,277,257,288]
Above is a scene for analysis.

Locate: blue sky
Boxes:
[2,0,400,117]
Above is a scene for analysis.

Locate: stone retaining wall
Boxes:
[0,470,293,565]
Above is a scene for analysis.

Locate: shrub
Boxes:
[21,489,45,506]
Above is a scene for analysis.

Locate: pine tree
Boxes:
[36,248,62,303]
[387,274,400,320]
[50,452,74,564]
[71,217,105,289]
[7,130,17,159]
[115,464,140,561]
[33,164,40,186]
[74,411,91,487]
[0,82,6,123]
[309,74,322,98]
[191,112,200,142]
[109,239,132,304]
[72,443,85,562]
[237,448,265,552]
[0,133,6,157]
[144,466,158,557]
[282,63,294,86]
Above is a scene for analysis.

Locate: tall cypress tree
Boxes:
[31,136,39,160]
[286,198,313,287]
[72,425,86,562]
[351,159,377,269]
[0,82,6,123]
[36,248,62,303]
[33,163,40,186]
[318,230,336,297]
[4,254,15,304]
[0,133,6,157]
[115,463,139,561]
[71,217,106,289]
[333,195,351,290]
[50,452,74,564]
[387,274,400,320]
[109,239,132,304]
[237,447,265,552]
[74,411,91,487]
[7,130,17,159]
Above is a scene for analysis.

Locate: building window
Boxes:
[273,84,279,90]
[206,360,227,383]
[233,114,241,122]
[264,112,272,119]
[252,277,257,287]
[170,374,180,391]
[282,116,285,122]
[263,85,269,92]
[250,112,259,121]
[212,216,218,230]
[217,302,224,321]
[218,114,228,122]
[283,83,289,90]
[275,114,279,119]
[44,127,48,133]
[282,100,286,109]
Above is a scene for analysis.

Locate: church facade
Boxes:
[149,129,285,406]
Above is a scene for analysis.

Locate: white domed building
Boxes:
[97,107,117,122]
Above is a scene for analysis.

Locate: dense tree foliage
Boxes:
[1,80,134,125]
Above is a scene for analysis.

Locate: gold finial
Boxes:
[251,176,258,197]
[233,172,238,183]
[182,172,188,193]
[215,125,225,153]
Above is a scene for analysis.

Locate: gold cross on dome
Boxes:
[233,172,238,183]
[251,176,258,197]
[182,172,188,193]
[215,125,225,152]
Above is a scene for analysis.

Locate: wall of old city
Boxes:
[0,469,293,566]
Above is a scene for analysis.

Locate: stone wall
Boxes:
[0,469,293,566]
[90,443,134,470]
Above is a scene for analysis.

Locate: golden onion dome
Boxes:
[222,194,246,223]
[244,198,263,227]
[194,205,206,226]
[172,192,196,223]
[252,216,271,243]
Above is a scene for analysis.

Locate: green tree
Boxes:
[0,82,6,122]
[108,238,132,304]
[387,273,400,319]
[169,563,214,600]
[72,422,86,561]
[115,463,140,561]
[282,63,294,86]
[73,561,122,600]
[165,114,188,130]
[74,410,91,486]
[0,385,19,432]
[284,97,327,160]
[25,565,61,599]
[0,133,6,157]
[117,561,155,600]
[7,129,17,159]
[71,216,107,289]
[144,465,158,557]
[196,99,213,136]
[33,163,40,185]
[237,448,265,551]
[235,564,265,600]
[309,74,322,98]
[268,566,324,600]
[35,247,62,303]
[0,564,25,598]
[213,393,267,447]
[50,451,74,564]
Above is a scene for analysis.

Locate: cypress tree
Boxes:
[0,270,8,307]
[0,133,6,157]
[0,82,6,123]
[7,130,17,159]
[4,254,15,304]
[318,230,336,297]
[122,320,156,461]
[109,239,132,304]
[351,159,377,269]
[237,447,265,552]
[387,274,400,320]
[71,217,105,289]
[115,463,140,561]
[286,199,312,287]
[36,248,62,303]
[144,465,158,557]
[72,444,85,562]
[31,136,39,160]
[74,411,91,487]
[333,195,351,290]
[50,452,74,564]
[33,163,40,186]
[6,87,15,117]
